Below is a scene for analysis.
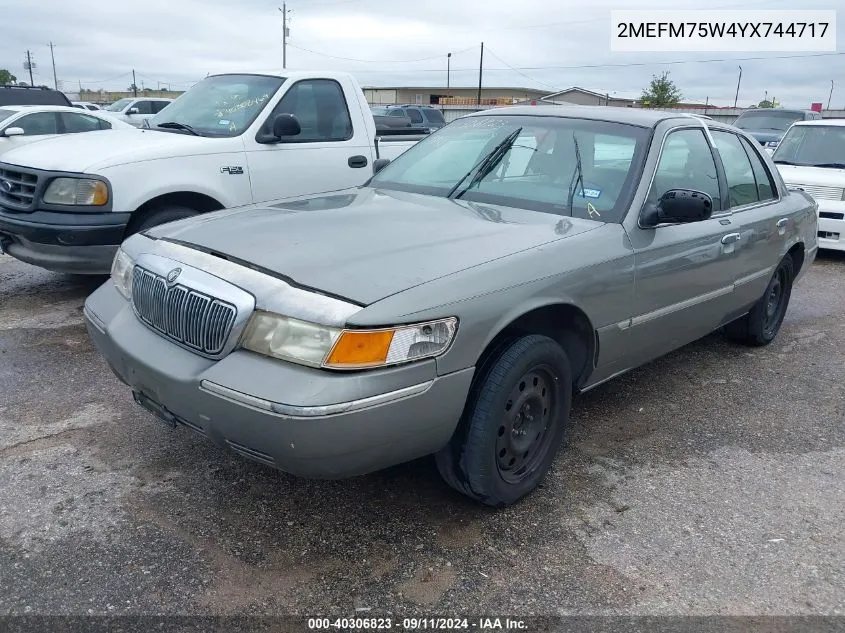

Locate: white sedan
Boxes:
[0,105,134,157]
[98,97,174,128]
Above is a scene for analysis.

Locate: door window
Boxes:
[61,112,109,133]
[739,136,776,201]
[152,101,171,114]
[15,112,59,135]
[132,101,153,115]
[647,128,721,212]
[405,108,424,124]
[265,79,353,142]
[712,130,760,208]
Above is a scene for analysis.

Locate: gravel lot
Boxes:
[1,251,843,618]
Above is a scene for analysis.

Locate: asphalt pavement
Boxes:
[0,251,843,618]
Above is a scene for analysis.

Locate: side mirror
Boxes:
[372,158,390,174]
[642,189,713,227]
[127,108,139,115]
[272,113,301,138]
[2,127,25,137]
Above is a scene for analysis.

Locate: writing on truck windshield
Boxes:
[369,115,650,223]
[148,74,286,137]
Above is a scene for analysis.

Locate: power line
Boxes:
[77,71,133,85]
[483,47,561,92]
[286,42,477,64]
[330,51,845,74]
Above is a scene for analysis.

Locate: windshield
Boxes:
[369,114,650,222]
[773,125,845,166]
[734,110,804,132]
[148,74,285,137]
[106,98,134,112]
[0,109,16,125]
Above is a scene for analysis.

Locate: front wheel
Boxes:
[724,255,794,346]
[435,335,572,507]
[126,205,199,237]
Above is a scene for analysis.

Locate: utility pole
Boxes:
[132,69,137,96]
[828,80,834,110]
[477,42,484,106]
[279,5,291,69]
[24,50,35,86]
[733,65,742,108]
[443,52,451,112]
[48,42,58,90]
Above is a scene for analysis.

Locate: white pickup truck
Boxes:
[0,71,425,273]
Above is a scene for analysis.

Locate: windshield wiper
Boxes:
[448,127,522,199]
[811,162,845,169]
[773,159,803,165]
[566,133,585,213]
[155,121,203,136]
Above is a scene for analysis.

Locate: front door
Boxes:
[245,78,373,204]
[623,126,740,367]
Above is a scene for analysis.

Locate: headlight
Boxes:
[43,178,109,206]
[240,313,457,369]
[110,248,134,299]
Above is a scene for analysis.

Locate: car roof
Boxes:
[737,108,813,115]
[0,105,103,113]
[466,104,700,128]
[792,118,845,127]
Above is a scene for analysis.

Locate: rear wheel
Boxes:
[435,335,572,507]
[724,255,794,346]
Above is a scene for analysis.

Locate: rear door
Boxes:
[245,78,374,203]
[622,126,741,367]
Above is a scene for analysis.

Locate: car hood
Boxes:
[776,163,845,186]
[0,129,230,172]
[145,188,602,305]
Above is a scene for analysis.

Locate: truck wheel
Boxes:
[126,205,199,236]
[435,335,572,507]
[724,255,794,347]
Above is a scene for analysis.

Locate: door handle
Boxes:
[776,217,789,234]
[721,233,741,245]
[348,155,368,168]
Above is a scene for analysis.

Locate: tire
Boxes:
[126,205,199,237]
[435,334,572,507]
[724,255,794,347]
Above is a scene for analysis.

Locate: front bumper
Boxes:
[0,209,130,274]
[83,282,474,478]
[816,200,845,252]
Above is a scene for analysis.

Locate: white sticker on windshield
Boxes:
[218,119,230,125]
[581,188,601,199]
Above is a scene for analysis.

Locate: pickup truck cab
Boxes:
[0,71,424,274]
[98,97,174,128]
[733,108,822,153]
[773,119,845,251]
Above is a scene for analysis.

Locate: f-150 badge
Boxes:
[220,166,244,175]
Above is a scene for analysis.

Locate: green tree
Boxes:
[757,98,780,108]
[127,83,139,93]
[640,71,683,108]
[0,69,17,85]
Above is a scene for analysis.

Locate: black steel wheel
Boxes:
[435,334,572,507]
[724,255,794,347]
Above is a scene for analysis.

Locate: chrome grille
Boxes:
[788,183,844,201]
[0,166,38,209]
[131,266,237,355]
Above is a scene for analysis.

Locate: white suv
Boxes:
[99,97,174,127]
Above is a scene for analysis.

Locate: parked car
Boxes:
[0,71,427,274]
[733,108,822,153]
[773,118,845,252]
[72,101,102,111]
[83,105,817,507]
[0,106,134,157]
[0,84,72,107]
[99,97,174,127]
[371,106,413,130]
[382,104,447,130]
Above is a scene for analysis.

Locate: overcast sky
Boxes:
[3,0,843,107]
